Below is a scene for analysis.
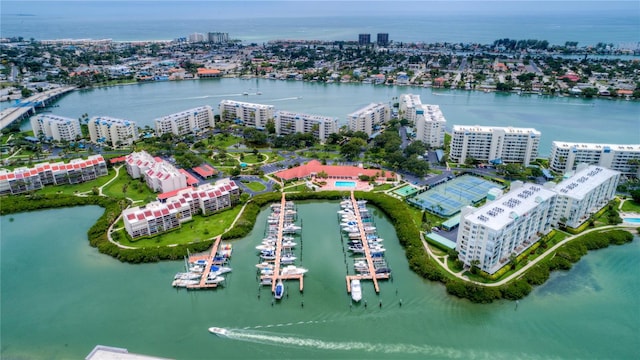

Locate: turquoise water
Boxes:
[1,205,639,359]
[10,78,640,156]
[624,218,640,223]
[335,181,356,188]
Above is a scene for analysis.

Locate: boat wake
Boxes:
[217,328,541,359]
[269,96,303,101]
[178,93,243,100]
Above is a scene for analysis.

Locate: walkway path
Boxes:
[422,223,639,287]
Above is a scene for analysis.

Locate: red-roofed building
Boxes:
[179,169,199,186]
[123,179,241,239]
[125,151,187,193]
[273,160,396,182]
[197,68,221,78]
[192,164,217,178]
[0,155,108,195]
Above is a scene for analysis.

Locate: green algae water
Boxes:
[1,204,639,359]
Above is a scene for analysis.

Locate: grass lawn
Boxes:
[621,199,640,213]
[244,181,266,192]
[284,183,309,192]
[372,183,394,192]
[238,154,264,164]
[35,168,117,195]
[208,134,242,149]
[115,206,242,247]
[210,158,238,167]
[102,170,156,202]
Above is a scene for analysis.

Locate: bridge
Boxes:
[0,86,76,131]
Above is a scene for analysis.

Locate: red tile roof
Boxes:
[274,160,394,181]
[157,186,192,200]
[179,169,199,186]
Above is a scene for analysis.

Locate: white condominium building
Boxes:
[347,102,391,135]
[31,114,82,142]
[274,111,338,142]
[449,125,540,166]
[456,182,557,274]
[122,180,240,238]
[0,155,108,195]
[155,106,215,137]
[549,141,640,177]
[218,100,275,129]
[399,93,422,123]
[125,151,187,193]
[552,164,620,229]
[88,116,138,147]
[415,104,447,148]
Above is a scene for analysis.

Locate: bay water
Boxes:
[12,78,640,156]
[1,204,639,359]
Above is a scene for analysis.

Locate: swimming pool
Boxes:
[335,181,356,188]
[623,217,640,223]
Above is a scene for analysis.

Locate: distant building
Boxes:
[377,33,389,46]
[0,155,108,195]
[415,104,447,149]
[125,151,187,193]
[456,182,557,274]
[207,32,229,43]
[400,94,446,148]
[274,111,338,142]
[122,179,240,238]
[31,114,82,142]
[88,116,138,147]
[188,32,205,43]
[155,106,215,137]
[347,102,391,136]
[552,164,620,228]
[218,100,275,129]
[549,141,640,177]
[449,125,540,166]
[358,33,371,45]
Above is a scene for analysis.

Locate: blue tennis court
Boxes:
[407,175,501,217]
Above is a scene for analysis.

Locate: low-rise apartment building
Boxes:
[154,106,215,136]
[125,151,187,193]
[122,180,240,238]
[0,155,108,195]
[347,102,390,135]
[552,164,620,228]
[218,100,275,129]
[449,125,540,166]
[31,114,82,142]
[274,111,338,142]
[549,141,640,177]
[88,116,138,147]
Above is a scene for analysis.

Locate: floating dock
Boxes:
[345,191,389,294]
[259,193,304,293]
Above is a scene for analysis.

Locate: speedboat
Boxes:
[206,276,225,284]
[351,279,362,302]
[281,240,297,248]
[280,253,297,264]
[209,327,229,337]
[274,280,284,300]
[174,272,201,280]
[256,244,276,252]
[256,262,273,269]
[280,265,308,276]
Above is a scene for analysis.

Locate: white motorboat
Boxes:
[174,272,201,280]
[274,280,284,300]
[280,253,297,264]
[255,262,273,269]
[280,265,308,276]
[351,279,362,302]
[281,240,297,248]
[205,276,225,284]
[209,327,230,337]
[256,244,276,252]
[172,279,199,287]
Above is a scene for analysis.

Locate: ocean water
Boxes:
[1,205,639,359]
[1,1,639,45]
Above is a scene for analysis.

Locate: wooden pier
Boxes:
[345,191,389,294]
[187,235,222,290]
[259,193,304,293]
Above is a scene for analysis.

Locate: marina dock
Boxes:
[187,235,222,289]
[344,191,389,295]
[259,193,304,294]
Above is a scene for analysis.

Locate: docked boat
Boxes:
[260,252,276,260]
[274,280,284,300]
[280,265,308,276]
[205,276,225,284]
[255,262,273,269]
[351,279,362,302]
[172,279,199,287]
[283,224,301,233]
[208,327,229,337]
[281,240,297,248]
[174,272,201,280]
[210,266,232,276]
[256,244,276,252]
[280,253,297,264]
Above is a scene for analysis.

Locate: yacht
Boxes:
[280,265,308,276]
[351,279,362,302]
[205,276,225,284]
[256,262,273,269]
[280,253,297,264]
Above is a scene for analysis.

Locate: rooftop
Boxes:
[465,182,556,231]
[274,159,394,181]
[554,165,619,200]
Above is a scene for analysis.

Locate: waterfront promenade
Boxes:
[0,86,75,130]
